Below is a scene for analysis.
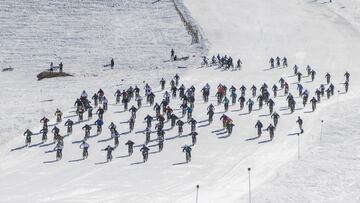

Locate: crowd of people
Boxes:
[20,52,351,165]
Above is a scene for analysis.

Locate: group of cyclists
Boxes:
[20,53,351,165]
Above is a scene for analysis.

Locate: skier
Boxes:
[125,140,135,156]
[64,119,74,134]
[140,145,150,162]
[296,116,304,134]
[182,145,192,163]
[255,120,263,138]
[144,114,154,128]
[102,145,115,162]
[79,141,90,159]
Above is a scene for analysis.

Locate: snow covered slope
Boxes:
[1,0,360,202]
[0,0,200,145]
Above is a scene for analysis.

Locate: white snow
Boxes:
[1,0,360,202]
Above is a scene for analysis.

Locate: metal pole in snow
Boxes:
[320,120,324,142]
[297,133,300,160]
[248,168,251,203]
[196,185,199,203]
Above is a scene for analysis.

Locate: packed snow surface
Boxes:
[1,0,360,202]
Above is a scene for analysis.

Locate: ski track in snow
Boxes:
[1,0,360,202]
